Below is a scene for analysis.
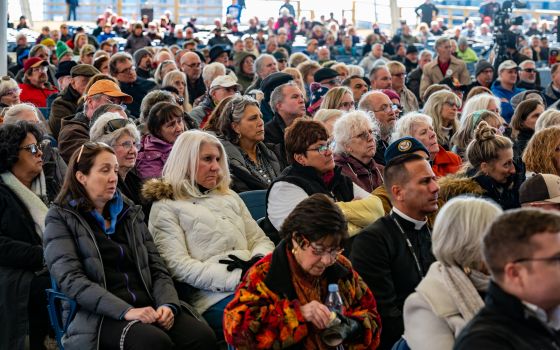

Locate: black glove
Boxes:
[218,255,263,279]
[321,312,362,347]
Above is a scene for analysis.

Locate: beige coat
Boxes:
[403,262,483,350]
[419,55,471,98]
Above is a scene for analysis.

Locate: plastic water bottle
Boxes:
[325,283,344,314]
[325,284,345,349]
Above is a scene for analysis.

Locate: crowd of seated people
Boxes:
[5,2,560,349]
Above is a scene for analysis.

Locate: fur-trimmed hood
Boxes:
[142,178,175,201]
[437,173,486,202]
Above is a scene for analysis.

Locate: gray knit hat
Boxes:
[475,59,494,77]
[133,48,152,67]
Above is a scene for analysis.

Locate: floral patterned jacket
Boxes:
[223,240,382,349]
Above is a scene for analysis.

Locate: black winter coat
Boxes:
[454,281,560,350]
[43,195,187,349]
[0,180,46,350]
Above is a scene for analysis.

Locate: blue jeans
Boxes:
[67,5,77,21]
[202,295,234,340]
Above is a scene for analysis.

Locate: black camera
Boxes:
[494,1,525,32]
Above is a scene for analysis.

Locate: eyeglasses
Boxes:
[0,88,21,97]
[114,140,141,150]
[325,78,341,86]
[353,129,375,141]
[31,66,48,74]
[444,101,461,109]
[513,255,560,265]
[302,238,344,260]
[184,62,201,68]
[392,72,406,78]
[19,143,42,156]
[521,68,536,73]
[117,65,136,75]
[307,141,334,156]
[103,118,132,134]
[98,95,123,105]
[373,104,399,113]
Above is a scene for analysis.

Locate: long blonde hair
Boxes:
[423,90,461,147]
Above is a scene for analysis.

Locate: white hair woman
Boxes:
[332,110,384,192]
[460,93,501,123]
[162,69,193,113]
[90,112,145,211]
[392,112,462,177]
[423,90,462,150]
[403,196,503,350]
[0,76,21,109]
[142,130,274,338]
[313,109,343,135]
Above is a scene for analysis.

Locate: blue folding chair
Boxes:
[239,190,267,221]
[46,277,77,350]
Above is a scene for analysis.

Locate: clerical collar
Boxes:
[392,207,427,230]
[522,301,560,331]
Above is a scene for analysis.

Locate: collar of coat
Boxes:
[263,239,351,299]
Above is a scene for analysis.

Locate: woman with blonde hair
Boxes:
[313,109,343,135]
[460,93,501,122]
[452,110,503,159]
[331,62,349,79]
[535,109,560,131]
[288,52,309,68]
[320,86,355,111]
[162,69,193,112]
[297,60,321,99]
[73,33,88,55]
[522,126,560,177]
[282,67,307,101]
[403,196,503,350]
[143,130,274,337]
[423,90,462,150]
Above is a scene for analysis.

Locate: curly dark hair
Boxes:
[0,121,43,173]
[280,193,348,248]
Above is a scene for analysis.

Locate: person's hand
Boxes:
[156,306,175,330]
[300,301,332,330]
[124,307,159,324]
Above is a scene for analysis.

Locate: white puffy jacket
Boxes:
[143,178,274,313]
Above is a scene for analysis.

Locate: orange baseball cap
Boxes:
[86,80,133,104]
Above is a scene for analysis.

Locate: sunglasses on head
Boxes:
[103,118,132,134]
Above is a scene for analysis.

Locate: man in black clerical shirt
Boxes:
[351,150,439,350]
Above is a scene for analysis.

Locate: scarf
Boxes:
[286,245,329,350]
[0,171,48,238]
[440,263,488,321]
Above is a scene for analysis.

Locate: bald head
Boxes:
[180,52,202,81]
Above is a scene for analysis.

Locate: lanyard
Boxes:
[390,212,428,278]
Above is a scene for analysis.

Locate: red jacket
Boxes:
[19,83,58,108]
[432,145,462,177]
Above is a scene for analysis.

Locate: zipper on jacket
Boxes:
[127,209,154,302]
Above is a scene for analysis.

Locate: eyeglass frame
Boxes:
[299,237,344,260]
[19,143,43,156]
[306,140,334,156]
[373,103,399,114]
[113,140,141,151]
[353,129,375,141]
[513,254,560,265]
[116,64,136,75]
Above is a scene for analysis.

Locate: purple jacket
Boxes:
[334,153,384,193]
[136,134,173,180]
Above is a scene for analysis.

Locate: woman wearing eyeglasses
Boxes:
[224,194,382,349]
[0,76,21,112]
[319,86,355,112]
[216,96,282,193]
[43,142,218,350]
[266,119,382,243]
[137,101,185,180]
[423,90,462,151]
[142,130,274,338]
[0,122,52,350]
[332,110,384,192]
[90,113,147,215]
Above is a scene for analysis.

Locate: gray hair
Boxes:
[89,112,140,145]
[461,93,501,124]
[202,62,226,87]
[162,69,192,112]
[269,81,299,113]
[419,49,433,60]
[535,109,560,132]
[332,110,378,154]
[0,77,20,100]
[358,90,384,113]
[216,95,260,142]
[432,196,502,268]
[391,112,433,142]
[369,65,389,80]
[154,59,177,85]
[347,65,364,77]
[288,52,309,68]
[254,54,276,76]
[3,103,39,124]
[435,36,450,49]
[519,59,536,68]
[29,44,48,58]
[457,36,468,46]
[314,109,343,124]
[140,90,175,122]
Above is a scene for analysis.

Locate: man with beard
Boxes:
[464,59,495,97]
[19,57,58,107]
[133,48,154,79]
[517,60,542,91]
[352,151,438,350]
[358,91,398,165]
